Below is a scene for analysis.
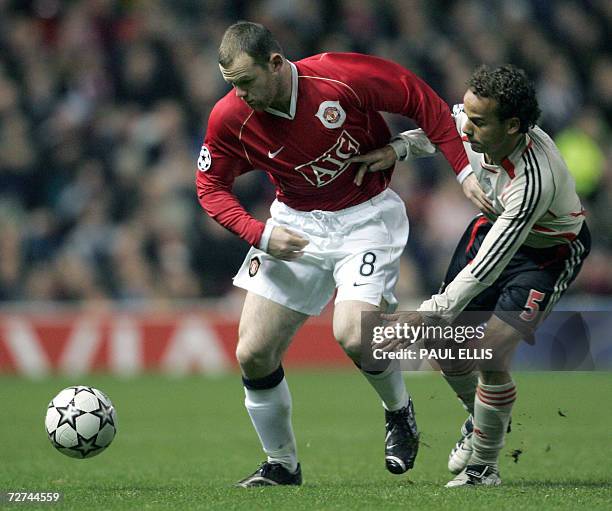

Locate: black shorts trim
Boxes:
[443,219,591,341]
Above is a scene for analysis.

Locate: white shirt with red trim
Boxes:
[196,53,470,248]
[391,104,585,323]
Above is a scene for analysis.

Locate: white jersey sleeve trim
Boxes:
[258,223,275,252]
[391,129,438,160]
[456,164,474,184]
[389,139,408,160]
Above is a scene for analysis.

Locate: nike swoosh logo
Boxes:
[267,146,285,158]
[353,282,369,287]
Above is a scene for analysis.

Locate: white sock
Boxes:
[442,372,478,415]
[244,377,298,472]
[471,380,516,468]
[361,366,410,411]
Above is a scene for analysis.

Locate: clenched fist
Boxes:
[267,227,309,260]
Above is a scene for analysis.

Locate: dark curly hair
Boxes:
[467,65,541,133]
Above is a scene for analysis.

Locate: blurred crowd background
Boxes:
[0,0,610,309]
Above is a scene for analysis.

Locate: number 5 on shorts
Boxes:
[520,289,545,322]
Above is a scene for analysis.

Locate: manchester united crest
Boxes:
[324,106,340,123]
[315,100,346,129]
[248,256,261,277]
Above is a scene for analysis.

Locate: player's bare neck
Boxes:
[486,134,525,166]
[269,62,293,114]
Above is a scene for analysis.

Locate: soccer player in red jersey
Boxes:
[196,21,484,487]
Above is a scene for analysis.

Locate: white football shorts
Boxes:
[233,188,409,316]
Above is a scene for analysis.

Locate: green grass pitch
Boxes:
[1,371,611,510]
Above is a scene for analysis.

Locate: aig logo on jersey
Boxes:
[197,145,212,172]
[316,101,346,129]
[295,130,360,187]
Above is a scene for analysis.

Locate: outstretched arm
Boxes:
[348,129,494,214]
[419,168,552,323]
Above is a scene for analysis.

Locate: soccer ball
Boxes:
[45,386,117,459]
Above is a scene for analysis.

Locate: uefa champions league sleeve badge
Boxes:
[197,145,212,172]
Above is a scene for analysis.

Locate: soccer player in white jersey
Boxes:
[350,65,591,487]
[196,22,490,486]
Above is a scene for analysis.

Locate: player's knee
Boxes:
[439,358,477,377]
[340,338,362,361]
[235,342,279,376]
[334,326,363,361]
[479,370,512,385]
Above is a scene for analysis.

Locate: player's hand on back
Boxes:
[461,173,495,215]
[349,145,397,186]
[267,226,309,260]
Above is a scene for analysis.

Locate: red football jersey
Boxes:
[196,52,469,247]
